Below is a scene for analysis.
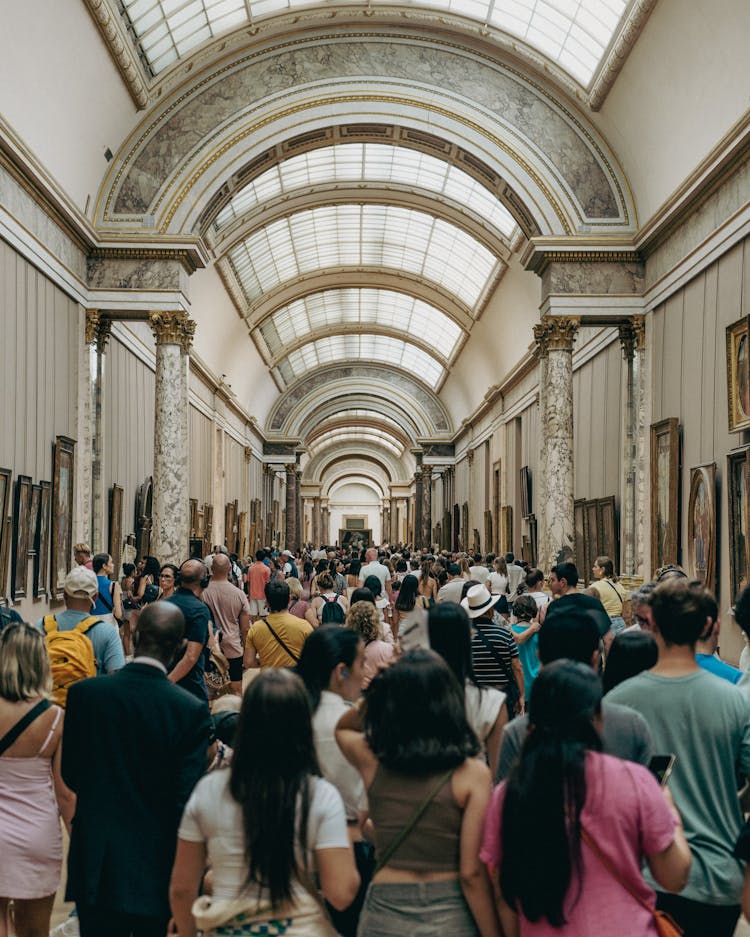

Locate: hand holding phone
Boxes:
[648,754,676,787]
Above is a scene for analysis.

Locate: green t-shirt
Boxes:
[608,669,750,904]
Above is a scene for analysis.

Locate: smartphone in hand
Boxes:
[648,754,676,787]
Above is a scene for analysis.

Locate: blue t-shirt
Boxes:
[35,609,124,675]
[510,624,540,701]
[92,575,115,617]
[696,653,743,685]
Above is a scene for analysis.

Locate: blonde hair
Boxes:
[346,600,381,645]
[0,623,53,702]
[285,577,303,600]
[317,572,334,591]
[211,694,242,714]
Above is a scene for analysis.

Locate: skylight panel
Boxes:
[228,205,497,308]
[281,335,445,388]
[214,143,515,237]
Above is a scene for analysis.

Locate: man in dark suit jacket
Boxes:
[62,602,211,937]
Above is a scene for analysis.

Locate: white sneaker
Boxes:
[49,914,80,937]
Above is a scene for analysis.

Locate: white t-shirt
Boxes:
[359,561,391,591]
[528,590,549,610]
[179,770,348,903]
[486,572,508,595]
[465,682,504,745]
[313,691,367,822]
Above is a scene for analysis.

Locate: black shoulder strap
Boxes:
[474,623,514,685]
[603,579,624,610]
[262,617,300,664]
[0,699,52,756]
[98,581,114,612]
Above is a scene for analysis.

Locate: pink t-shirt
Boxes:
[480,752,677,937]
[363,640,394,688]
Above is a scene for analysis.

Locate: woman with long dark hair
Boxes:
[602,631,658,695]
[297,627,370,937]
[337,649,501,937]
[170,669,359,936]
[480,660,691,936]
[428,603,506,777]
[418,558,438,605]
[392,573,429,642]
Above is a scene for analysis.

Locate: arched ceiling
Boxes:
[120,0,629,87]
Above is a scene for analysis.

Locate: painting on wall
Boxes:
[500,505,513,555]
[650,418,680,572]
[726,317,750,431]
[0,515,11,604]
[109,485,124,580]
[51,436,76,600]
[12,475,32,600]
[728,449,750,603]
[520,466,532,518]
[687,464,717,592]
[574,499,586,569]
[596,496,618,563]
[0,469,10,603]
[583,500,599,584]
[34,481,51,598]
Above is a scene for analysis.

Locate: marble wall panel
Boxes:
[86,256,186,291]
[542,261,645,297]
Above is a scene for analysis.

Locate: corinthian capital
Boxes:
[542,316,580,351]
[149,311,194,348]
[85,309,111,351]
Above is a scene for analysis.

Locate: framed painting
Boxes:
[34,481,51,597]
[51,436,76,600]
[500,505,513,554]
[189,499,198,538]
[650,418,680,572]
[583,500,599,585]
[484,510,493,555]
[28,484,41,558]
[0,515,11,604]
[687,464,717,592]
[0,468,10,604]
[596,496,618,563]
[528,513,538,567]
[12,475,32,600]
[520,466,532,518]
[574,499,586,569]
[728,449,750,603]
[727,317,750,431]
[109,485,124,579]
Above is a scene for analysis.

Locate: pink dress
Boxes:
[480,752,677,937]
[0,706,63,898]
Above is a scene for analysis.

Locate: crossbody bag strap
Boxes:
[580,827,653,912]
[98,582,114,612]
[0,699,51,756]
[375,769,453,873]
[603,580,624,611]
[262,617,299,664]
[474,623,515,686]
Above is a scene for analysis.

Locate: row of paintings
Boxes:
[574,496,617,585]
[0,436,75,605]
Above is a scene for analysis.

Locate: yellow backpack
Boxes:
[43,615,99,707]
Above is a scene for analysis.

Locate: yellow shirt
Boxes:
[246,611,313,668]
[591,578,626,618]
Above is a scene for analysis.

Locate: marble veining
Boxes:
[87,257,185,291]
[543,340,576,570]
[542,261,645,297]
[112,36,620,220]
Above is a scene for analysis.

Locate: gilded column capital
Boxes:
[633,314,645,352]
[533,321,551,359]
[421,463,433,479]
[285,463,297,478]
[618,314,646,360]
[244,446,253,463]
[542,315,580,351]
[149,310,194,347]
[85,309,112,351]
[467,448,475,466]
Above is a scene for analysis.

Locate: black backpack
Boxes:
[0,606,23,632]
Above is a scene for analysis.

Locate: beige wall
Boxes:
[0,238,80,618]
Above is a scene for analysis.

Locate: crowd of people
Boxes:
[2,539,750,937]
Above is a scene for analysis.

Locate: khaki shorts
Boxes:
[248,598,267,616]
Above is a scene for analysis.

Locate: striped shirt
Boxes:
[471,619,518,691]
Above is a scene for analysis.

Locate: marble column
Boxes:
[533,322,550,572]
[312,495,321,546]
[389,496,398,544]
[85,311,111,553]
[413,469,423,548]
[621,316,648,578]
[285,464,297,552]
[321,500,329,546]
[295,468,302,550]
[75,311,95,546]
[421,463,433,548]
[149,311,194,564]
[541,316,579,572]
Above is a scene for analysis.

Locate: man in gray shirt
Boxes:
[497,609,652,780]
[436,563,465,604]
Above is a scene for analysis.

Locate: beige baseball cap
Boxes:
[63,566,99,599]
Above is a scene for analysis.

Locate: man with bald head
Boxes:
[358,546,393,601]
[165,558,211,704]
[203,552,251,694]
[62,603,210,937]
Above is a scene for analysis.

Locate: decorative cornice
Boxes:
[542,315,580,351]
[89,246,202,274]
[588,0,658,111]
[148,310,194,347]
[82,0,150,109]
[521,242,642,274]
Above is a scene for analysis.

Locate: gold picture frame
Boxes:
[650,418,680,573]
[727,317,750,431]
[728,448,750,603]
[687,464,717,593]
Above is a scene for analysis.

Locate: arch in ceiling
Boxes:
[267,363,453,436]
[97,30,634,237]
[307,427,406,460]
[296,394,422,443]
[304,444,410,486]
[306,415,414,452]
[253,290,465,375]
[327,478,385,504]
[120,0,630,89]
[321,463,392,500]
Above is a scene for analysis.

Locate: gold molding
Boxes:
[89,246,201,273]
[148,310,194,347]
[542,315,580,351]
[81,0,150,109]
[84,309,112,351]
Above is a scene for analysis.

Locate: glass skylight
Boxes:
[121,0,628,83]
[307,427,406,458]
[277,335,446,388]
[228,205,497,308]
[258,289,463,360]
[215,144,516,238]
